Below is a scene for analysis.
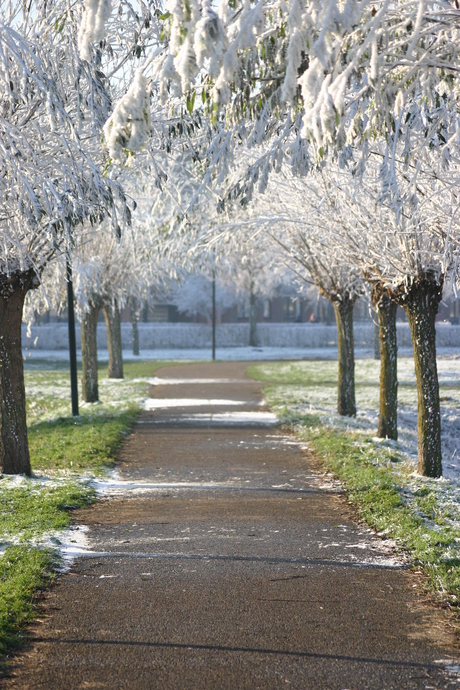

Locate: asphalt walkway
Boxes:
[7,362,460,689]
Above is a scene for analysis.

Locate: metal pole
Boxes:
[212,274,216,361]
[66,259,79,416]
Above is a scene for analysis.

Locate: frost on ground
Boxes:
[25,370,149,424]
[261,356,460,479]
[0,473,94,568]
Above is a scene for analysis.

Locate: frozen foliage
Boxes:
[0,0,129,282]
[134,0,460,237]
[103,72,151,165]
[78,0,112,62]
[229,165,365,305]
[156,1,460,153]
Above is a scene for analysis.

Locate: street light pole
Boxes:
[212,273,216,361]
[66,258,79,416]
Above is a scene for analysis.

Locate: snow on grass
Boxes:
[5,364,162,568]
[25,370,149,425]
[0,473,95,571]
[254,357,460,480]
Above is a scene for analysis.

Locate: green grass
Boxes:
[25,359,181,474]
[0,357,182,667]
[0,547,57,661]
[248,361,460,610]
[297,423,460,600]
[29,410,137,473]
[0,481,95,541]
[0,481,96,664]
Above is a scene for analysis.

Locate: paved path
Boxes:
[7,362,460,689]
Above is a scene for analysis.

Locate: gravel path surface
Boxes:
[7,362,460,689]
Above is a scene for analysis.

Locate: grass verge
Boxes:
[0,547,56,664]
[0,482,95,669]
[248,363,460,613]
[29,410,138,474]
[26,359,179,473]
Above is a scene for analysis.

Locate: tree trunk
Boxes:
[372,289,398,440]
[0,271,37,475]
[102,299,123,379]
[249,283,257,347]
[333,297,356,417]
[400,276,443,477]
[81,303,100,403]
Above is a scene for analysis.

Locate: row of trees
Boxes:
[1,1,459,479]
[150,0,460,479]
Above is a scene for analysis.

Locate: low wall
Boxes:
[21,321,460,351]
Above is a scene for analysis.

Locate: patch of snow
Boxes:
[148,377,249,385]
[91,479,243,496]
[170,411,278,425]
[53,525,92,567]
[0,473,71,489]
[143,398,249,410]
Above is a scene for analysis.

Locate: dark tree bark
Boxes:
[396,275,443,477]
[249,282,257,347]
[372,286,398,440]
[102,299,123,379]
[81,303,100,403]
[0,270,37,475]
[332,296,356,417]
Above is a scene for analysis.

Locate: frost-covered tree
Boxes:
[0,6,133,474]
[95,1,456,191]
[217,232,287,347]
[228,169,364,417]
[273,228,363,418]
[314,137,460,476]
[74,233,131,400]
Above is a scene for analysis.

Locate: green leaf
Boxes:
[159,11,171,19]
[211,101,219,126]
[186,91,196,115]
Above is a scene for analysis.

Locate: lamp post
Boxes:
[212,273,216,361]
[66,258,79,416]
